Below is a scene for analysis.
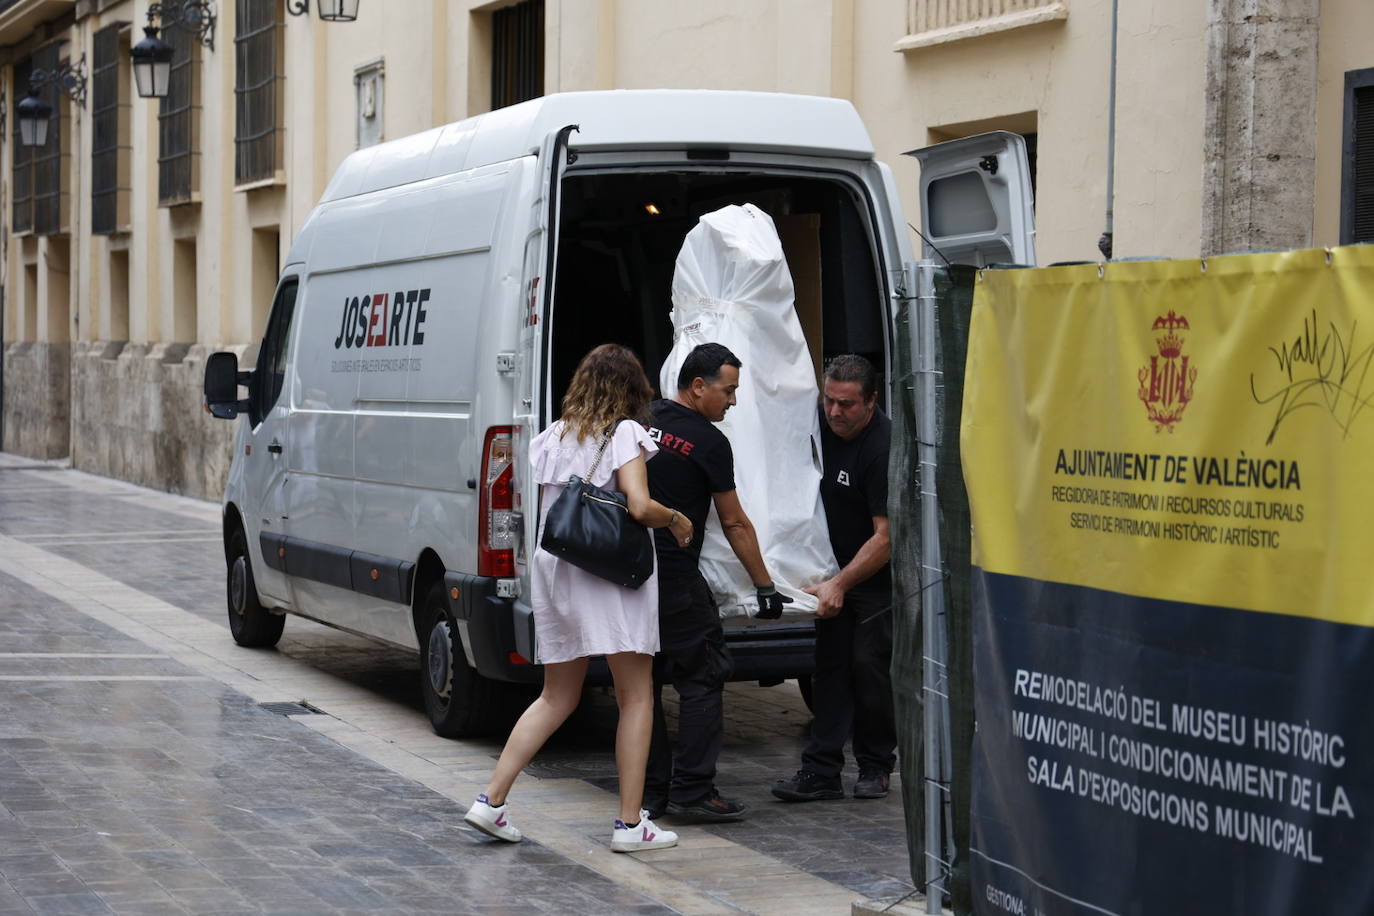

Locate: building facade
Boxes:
[1,0,1371,496]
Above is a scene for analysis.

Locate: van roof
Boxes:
[320,90,875,202]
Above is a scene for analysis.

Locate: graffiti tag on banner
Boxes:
[961,246,1374,916]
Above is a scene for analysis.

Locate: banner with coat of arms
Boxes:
[961,247,1374,915]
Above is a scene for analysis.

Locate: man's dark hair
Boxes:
[677,342,742,391]
[824,354,878,401]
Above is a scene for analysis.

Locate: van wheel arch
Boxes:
[410,549,447,644]
[222,503,246,561]
[225,520,285,648]
[412,552,522,738]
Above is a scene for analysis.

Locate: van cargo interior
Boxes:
[549,170,887,412]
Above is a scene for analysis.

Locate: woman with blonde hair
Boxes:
[465,343,694,852]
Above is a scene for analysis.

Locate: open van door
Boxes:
[509,123,578,664]
[905,131,1036,267]
[521,123,578,430]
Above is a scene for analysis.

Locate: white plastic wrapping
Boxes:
[660,204,839,619]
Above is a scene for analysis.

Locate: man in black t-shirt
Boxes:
[773,354,897,803]
[644,342,790,822]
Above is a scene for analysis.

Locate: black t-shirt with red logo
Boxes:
[645,398,736,585]
[819,406,892,599]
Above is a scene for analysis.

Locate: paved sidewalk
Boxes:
[0,456,918,914]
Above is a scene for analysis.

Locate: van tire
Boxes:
[226,528,285,648]
[419,582,511,738]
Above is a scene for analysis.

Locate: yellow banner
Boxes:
[962,245,1374,627]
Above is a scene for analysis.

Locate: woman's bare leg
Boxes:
[606,651,656,823]
[484,658,588,805]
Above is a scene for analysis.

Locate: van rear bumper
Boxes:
[723,620,817,681]
[443,572,542,684]
[448,567,816,686]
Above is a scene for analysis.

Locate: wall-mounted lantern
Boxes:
[130,2,217,99]
[17,55,87,147]
[287,0,361,22]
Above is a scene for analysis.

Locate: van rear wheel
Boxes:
[419,582,515,738]
[226,528,285,648]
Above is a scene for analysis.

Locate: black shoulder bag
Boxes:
[539,421,654,589]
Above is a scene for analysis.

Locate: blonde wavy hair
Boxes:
[559,344,654,443]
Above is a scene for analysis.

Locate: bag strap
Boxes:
[583,420,619,481]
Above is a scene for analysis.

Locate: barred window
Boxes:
[1342,69,1374,245]
[30,43,67,236]
[92,23,132,235]
[158,23,201,205]
[11,57,34,235]
[491,0,543,111]
[235,0,283,185]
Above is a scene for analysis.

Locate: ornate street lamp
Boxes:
[130,2,217,99]
[17,55,87,147]
[129,25,173,99]
[286,0,361,21]
[17,90,51,147]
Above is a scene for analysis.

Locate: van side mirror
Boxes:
[204,351,252,420]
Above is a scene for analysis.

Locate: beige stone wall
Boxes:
[1201,0,1320,256]
[857,0,1208,266]
[2,341,70,458]
[1,0,1362,496]
[69,341,244,498]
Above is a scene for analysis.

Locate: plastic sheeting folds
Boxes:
[660,203,838,618]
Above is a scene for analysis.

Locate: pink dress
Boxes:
[529,419,660,664]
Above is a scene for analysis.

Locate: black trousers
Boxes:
[645,572,733,806]
[801,590,897,778]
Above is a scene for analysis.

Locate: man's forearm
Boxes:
[832,530,891,592]
[722,519,770,586]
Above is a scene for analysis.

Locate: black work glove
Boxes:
[755,583,793,620]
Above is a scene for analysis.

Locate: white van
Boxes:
[204,90,1034,737]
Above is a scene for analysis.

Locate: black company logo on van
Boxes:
[333,289,430,349]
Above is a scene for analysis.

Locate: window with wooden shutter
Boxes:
[30,43,68,236]
[92,23,132,234]
[11,56,34,235]
[235,0,283,185]
[491,0,543,111]
[158,23,200,205]
[1342,68,1374,245]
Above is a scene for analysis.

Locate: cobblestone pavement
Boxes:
[0,456,917,915]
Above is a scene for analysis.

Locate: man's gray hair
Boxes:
[823,354,877,401]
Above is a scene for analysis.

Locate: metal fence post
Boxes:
[913,260,950,912]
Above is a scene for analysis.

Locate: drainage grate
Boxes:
[520,751,617,780]
[0,465,65,472]
[258,700,326,716]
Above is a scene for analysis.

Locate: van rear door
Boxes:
[509,123,578,662]
[905,131,1036,267]
[520,123,578,426]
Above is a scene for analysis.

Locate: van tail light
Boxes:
[478,426,517,578]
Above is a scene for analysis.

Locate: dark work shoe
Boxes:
[853,769,891,799]
[771,769,844,802]
[642,796,667,821]
[667,789,747,822]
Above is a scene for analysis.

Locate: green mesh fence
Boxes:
[890,265,978,914]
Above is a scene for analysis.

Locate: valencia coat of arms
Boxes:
[1138,310,1197,432]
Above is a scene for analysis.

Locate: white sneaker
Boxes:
[610,810,678,852]
[464,794,522,842]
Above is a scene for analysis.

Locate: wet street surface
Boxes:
[0,456,915,914]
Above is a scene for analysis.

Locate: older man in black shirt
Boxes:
[644,342,790,822]
[773,353,896,802]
